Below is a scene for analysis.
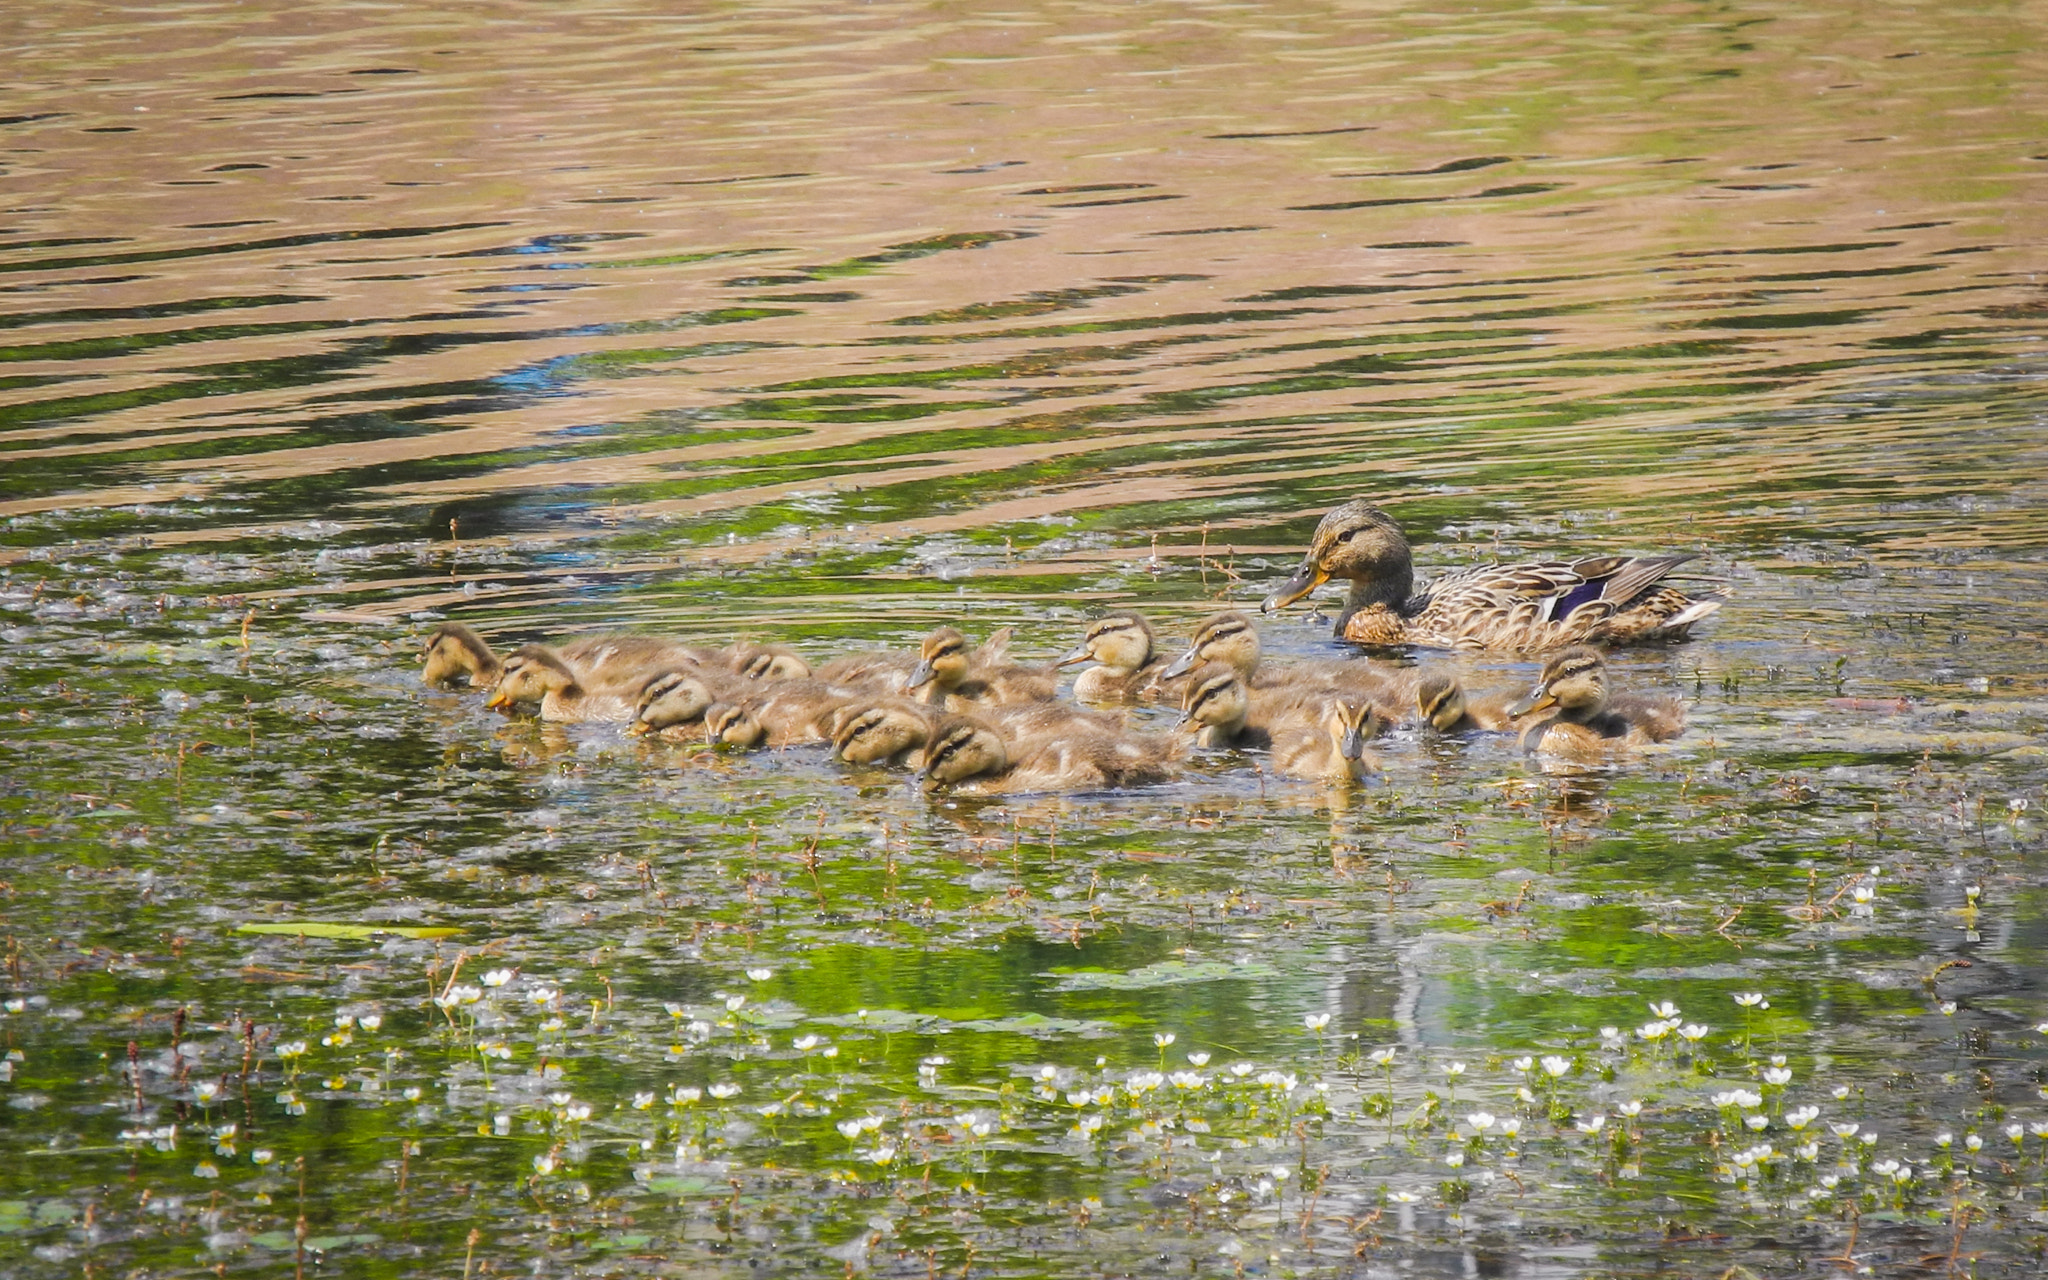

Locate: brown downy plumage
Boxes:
[422,622,502,689]
[1414,672,1518,734]
[1160,610,1414,721]
[916,715,1180,795]
[814,626,1013,694]
[829,697,946,766]
[1055,612,1179,702]
[712,679,870,747]
[1262,499,1723,651]
[627,669,742,738]
[722,642,812,682]
[1178,662,1382,780]
[906,626,1056,708]
[1507,647,1687,758]
[484,646,639,722]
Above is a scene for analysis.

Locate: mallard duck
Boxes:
[1160,610,1415,720]
[917,715,1180,795]
[422,622,502,689]
[1261,499,1723,651]
[1507,647,1687,757]
[907,626,1057,707]
[1055,613,1178,702]
[829,697,946,765]
[709,678,870,747]
[484,646,641,722]
[722,642,812,682]
[626,669,739,738]
[1414,672,1517,734]
[814,626,1013,694]
[1178,663,1382,780]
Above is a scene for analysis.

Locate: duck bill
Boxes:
[1506,686,1556,718]
[624,719,653,737]
[1053,644,1093,669]
[1260,562,1328,613]
[482,689,511,711]
[1158,648,1199,680]
[907,658,936,690]
[1340,721,1372,760]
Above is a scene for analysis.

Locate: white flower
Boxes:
[1829,1122,1858,1138]
[1965,1134,1983,1151]
[1934,1131,1953,1149]
[276,1041,308,1060]
[1648,1000,1680,1020]
[1444,1152,1465,1168]
[1745,1114,1769,1131]
[1511,1056,1534,1072]
[251,1149,274,1165]
[1540,1056,1571,1079]
[481,969,513,988]
[1153,1032,1176,1048]
[794,1035,821,1052]
[724,995,746,1013]
[707,1083,740,1100]
[632,1092,655,1110]
[1389,1190,1420,1204]
[746,968,773,981]
[867,1145,896,1165]
[1617,1100,1643,1118]
[1186,1052,1211,1067]
[194,1161,220,1179]
[1304,1013,1331,1032]
[836,1120,863,1140]
[1938,1002,1957,1016]
[1442,1061,1466,1077]
[533,1153,556,1176]
[359,1013,382,1031]
[1497,1116,1522,1138]
[1786,1106,1820,1130]
[193,1081,220,1104]
[1368,1048,1397,1067]
[1598,1027,1625,1048]
[1576,1115,1606,1134]
[1763,1067,1792,1086]
[1169,1072,1206,1091]
[1466,1112,1496,1133]
[1795,1142,1819,1160]
[1734,992,1768,1009]
[530,987,560,1005]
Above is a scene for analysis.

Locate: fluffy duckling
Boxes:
[484,646,639,722]
[723,642,812,682]
[704,702,767,749]
[1414,672,1517,734]
[1179,664,1380,781]
[715,678,870,747]
[1055,612,1178,702]
[829,697,946,766]
[422,622,501,689]
[917,715,1180,795]
[626,669,739,738]
[907,626,1057,708]
[1507,647,1687,757]
[1160,611,1414,720]
[815,626,1013,694]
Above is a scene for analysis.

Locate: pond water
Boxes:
[3,0,2047,1275]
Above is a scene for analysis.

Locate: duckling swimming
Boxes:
[815,625,1013,695]
[829,697,946,765]
[1179,663,1381,781]
[1160,610,1414,720]
[722,642,811,682]
[1055,612,1179,702]
[422,622,503,689]
[1508,647,1687,758]
[1262,499,1723,651]
[907,626,1057,708]
[1414,672,1518,734]
[484,646,641,722]
[626,669,738,738]
[917,715,1180,795]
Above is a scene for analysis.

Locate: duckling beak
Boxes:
[482,688,510,711]
[1340,721,1371,760]
[1158,648,1199,681]
[1053,644,1094,669]
[907,658,936,690]
[624,719,652,737]
[1506,684,1555,719]
[1260,561,1328,613]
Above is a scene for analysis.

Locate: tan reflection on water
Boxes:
[2,0,2044,583]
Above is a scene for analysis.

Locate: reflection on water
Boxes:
[3,1,2046,1276]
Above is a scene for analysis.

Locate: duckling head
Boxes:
[628,669,717,736]
[907,627,971,698]
[1331,698,1383,762]
[421,622,500,689]
[1161,611,1261,681]
[1415,673,1469,732]
[1262,500,1415,613]
[484,646,574,712]
[917,716,1007,787]
[1057,613,1153,675]
[1507,647,1608,721]
[1178,661,1251,748]
[831,702,932,765]
[704,701,767,749]
[731,643,811,682]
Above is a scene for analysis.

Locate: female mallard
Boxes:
[1261,500,1722,651]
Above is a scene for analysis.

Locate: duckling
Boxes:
[1055,612,1178,702]
[907,626,1057,708]
[815,626,1014,694]
[829,697,946,765]
[723,642,812,682]
[1507,647,1687,757]
[719,678,870,746]
[917,716,1180,795]
[1179,664,1380,781]
[422,622,501,689]
[704,701,768,749]
[484,646,639,722]
[1414,672,1517,734]
[1160,611,1414,720]
[626,669,738,738]
[1262,498,1724,651]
